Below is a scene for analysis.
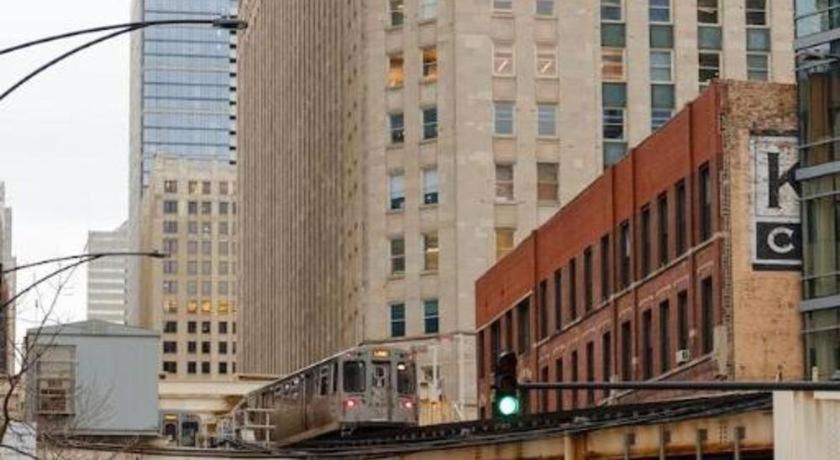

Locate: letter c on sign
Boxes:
[767,227,795,255]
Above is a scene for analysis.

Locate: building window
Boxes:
[187,181,198,194]
[490,321,501,366]
[652,109,672,131]
[621,320,632,381]
[570,350,579,409]
[164,321,177,334]
[536,45,557,77]
[699,51,721,85]
[536,0,554,15]
[201,362,210,374]
[424,299,440,334]
[642,309,653,379]
[555,357,563,411]
[747,53,770,81]
[478,331,486,378]
[163,341,177,354]
[650,50,672,82]
[699,163,712,241]
[676,180,687,255]
[219,202,229,215]
[201,341,211,354]
[420,0,438,20]
[423,232,439,271]
[186,361,196,374]
[649,0,670,23]
[391,303,406,337]
[537,103,558,137]
[390,237,405,275]
[163,280,178,295]
[494,0,513,12]
[660,300,671,372]
[496,228,515,260]
[516,299,530,354]
[746,0,767,26]
[494,101,515,135]
[601,0,623,21]
[219,362,228,375]
[651,84,675,130]
[219,321,228,334]
[219,181,229,195]
[423,168,439,205]
[697,0,718,24]
[201,321,211,334]
[163,260,178,275]
[389,0,404,27]
[658,193,669,267]
[201,181,211,194]
[389,173,405,210]
[201,201,212,215]
[493,43,515,76]
[641,205,652,277]
[600,235,610,301]
[187,221,198,235]
[388,54,404,88]
[163,200,178,214]
[601,48,625,81]
[422,107,438,140]
[539,280,548,340]
[537,162,559,202]
[603,108,625,141]
[602,332,612,398]
[583,247,594,311]
[163,362,177,374]
[569,257,577,320]
[422,47,438,81]
[164,180,177,193]
[701,277,714,354]
[586,341,595,405]
[187,201,197,215]
[619,220,631,288]
[540,366,550,412]
[677,290,689,352]
[187,341,196,354]
[495,164,514,201]
[389,113,405,144]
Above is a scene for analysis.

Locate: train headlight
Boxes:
[401,399,414,409]
[344,398,360,409]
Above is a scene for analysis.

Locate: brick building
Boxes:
[475,81,804,418]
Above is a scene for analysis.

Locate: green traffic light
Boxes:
[497,394,520,416]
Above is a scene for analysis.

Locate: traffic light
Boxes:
[493,351,520,418]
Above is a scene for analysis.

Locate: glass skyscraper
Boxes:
[795,0,840,380]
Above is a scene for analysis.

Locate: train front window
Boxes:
[343,361,366,393]
[397,362,415,395]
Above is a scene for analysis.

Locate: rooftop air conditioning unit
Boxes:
[675,349,691,365]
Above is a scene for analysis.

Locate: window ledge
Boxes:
[419,138,438,145]
[387,274,405,281]
[537,135,560,141]
[491,11,514,19]
[492,74,516,80]
[420,78,438,86]
[492,134,516,140]
[418,18,438,26]
[387,84,404,91]
[537,200,560,207]
[386,208,405,215]
[420,203,439,210]
[494,199,517,206]
[534,15,557,20]
[535,75,560,81]
[386,143,405,151]
[420,270,438,277]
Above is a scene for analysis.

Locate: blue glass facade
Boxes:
[139,0,236,186]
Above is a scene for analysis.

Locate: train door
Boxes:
[371,361,393,421]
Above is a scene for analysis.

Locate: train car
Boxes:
[235,346,417,446]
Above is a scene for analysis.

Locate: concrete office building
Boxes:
[0,183,15,377]
[127,0,238,326]
[137,156,238,382]
[86,222,129,324]
[795,1,840,381]
[237,0,795,419]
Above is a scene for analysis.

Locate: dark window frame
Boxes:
[642,310,654,380]
[659,300,671,373]
[600,235,610,301]
[676,180,687,254]
[658,192,669,267]
[701,277,714,354]
[641,205,652,277]
[699,163,712,241]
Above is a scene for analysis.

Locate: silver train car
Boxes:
[235,346,418,445]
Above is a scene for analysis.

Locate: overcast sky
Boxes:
[0,1,132,336]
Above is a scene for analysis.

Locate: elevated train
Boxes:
[233,345,418,445]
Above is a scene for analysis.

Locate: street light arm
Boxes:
[3,251,166,275]
[1,255,98,311]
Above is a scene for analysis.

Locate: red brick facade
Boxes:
[475,82,803,419]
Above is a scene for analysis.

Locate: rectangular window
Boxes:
[658,193,669,267]
[163,280,178,295]
[554,270,563,331]
[699,51,721,85]
[649,0,670,23]
[201,181,211,195]
[676,180,687,254]
[219,362,228,375]
[389,173,405,210]
[187,341,196,353]
[495,164,514,201]
[422,107,438,140]
[496,228,515,260]
[423,232,439,271]
[746,0,767,26]
[164,321,178,334]
[493,43,515,76]
[697,0,718,24]
[536,45,557,77]
[650,50,672,82]
[420,0,437,20]
[494,0,513,11]
[201,341,211,354]
[570,350,579,409]
[601,0,623,21]
[164,180,177,193]
[621,320,632,381]
[163,200,178,214]
[677,290,689,351]
[584,247,594,311]
[388,54,404,88]
[642,310,653,379]
[747,53,769,81]
[701,277,714,354]
[601,48,625,81]
[187,201,197,215]
[600,235,610,301]
[555,357,563,411]
[641,205,652,277]
[537,162,559,201]
[537,104,558,137]
[586,341,595,405]
[163,362,177,374]
[424,299,440,334]
[163,341,177,354]
[478,331,486,378]
[391,303,406,337]
[660,300,671,372]
[536,0,554,15]
[390,237,405,275]
[619,220,631,288]
[423,168,439,205]
[569,258,577,320]
[602,332,612,398]
[603,108,625,141]
[516,299,531,354]
[490,321,501,365]
[494,101,515,135]
[652,109,672,131]
[389,0,404,26]
[537,281,548,341]
[201,362,210,374]
[422,47,438,81]
[699,164,712,241]
[390,113,405,144]
[163,260,178,275]
[219,202,229,215]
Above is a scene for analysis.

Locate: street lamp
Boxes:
[0,16,247,103]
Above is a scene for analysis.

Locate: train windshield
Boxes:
[396,362,415,395]
[343,361,366,393]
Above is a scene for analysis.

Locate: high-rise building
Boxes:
[138,156,238,381]
[0,183,15,377]
[86,223,128,324]
[127,0,238,326]
[237,0,795,419]
[794,1,840,381]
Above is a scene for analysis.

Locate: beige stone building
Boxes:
[138,156,239,382]
[237,0,794,419]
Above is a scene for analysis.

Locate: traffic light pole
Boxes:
[519,380,840,392]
